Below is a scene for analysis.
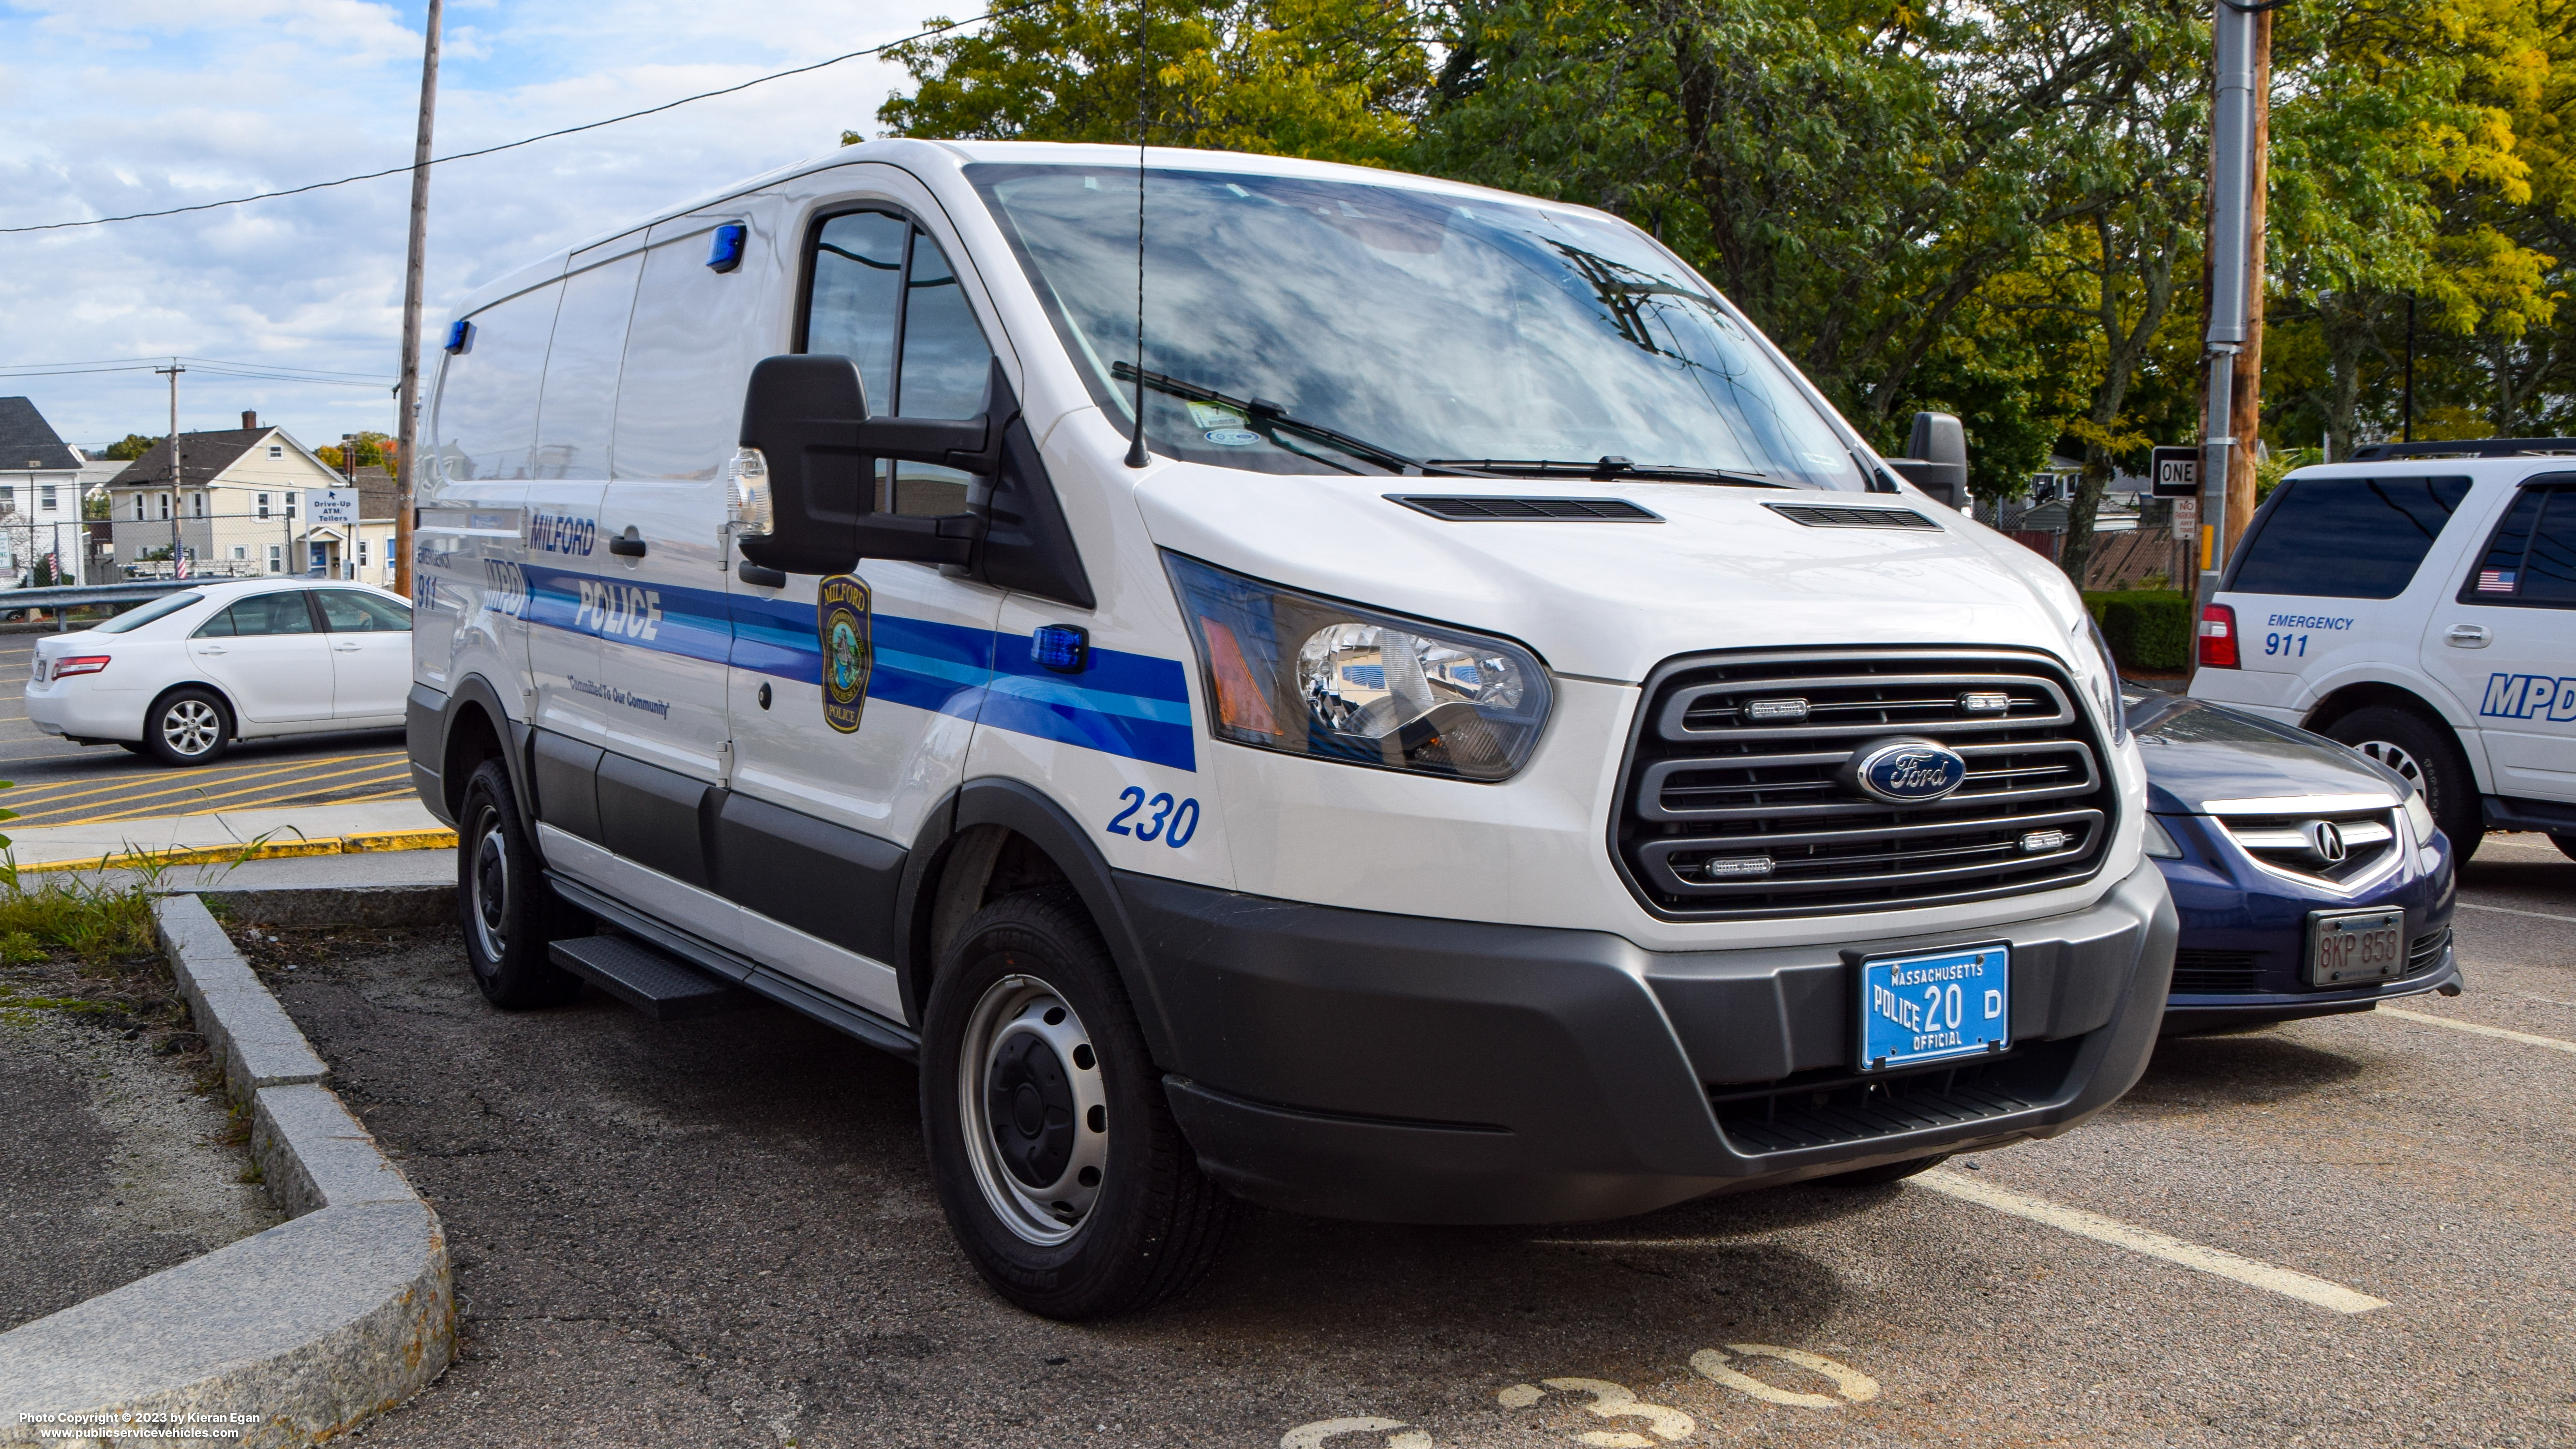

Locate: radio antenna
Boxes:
[1123,0,1151,469]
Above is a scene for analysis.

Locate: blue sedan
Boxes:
[2126,685,2463,1034]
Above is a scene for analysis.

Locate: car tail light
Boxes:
[52,655,111,678]
[2197,605,2239,669]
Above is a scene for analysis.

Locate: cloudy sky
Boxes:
[0,0,938,453]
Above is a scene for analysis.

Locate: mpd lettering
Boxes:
[2479,673,2576,722]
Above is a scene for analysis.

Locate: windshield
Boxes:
[94,592,204,633]
[968,163,1869,488]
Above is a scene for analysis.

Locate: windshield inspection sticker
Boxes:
[1186,401,1244,430]
[1203,429,1260,447]
[817,574,873,734]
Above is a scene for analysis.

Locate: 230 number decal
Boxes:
[1107,787,1199,848]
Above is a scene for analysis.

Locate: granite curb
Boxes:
[0,893,456,1448]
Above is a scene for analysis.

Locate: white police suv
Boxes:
[2191,439,2576,862]
[406,140,2175,1318]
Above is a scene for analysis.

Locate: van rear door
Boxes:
[2419,475,2576,807]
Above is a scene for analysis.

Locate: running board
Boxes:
[550,934,751,1020]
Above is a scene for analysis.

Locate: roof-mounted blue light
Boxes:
[1031,624,1088,674]
[443,319,473,354]
[706,222,748,273]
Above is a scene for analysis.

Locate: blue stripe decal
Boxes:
[523,568,1194,769]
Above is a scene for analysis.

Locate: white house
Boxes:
[105,413,360,578]
[0,396,104,584]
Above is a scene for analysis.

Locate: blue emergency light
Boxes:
[707,223,748,273]
[1031,624,1089,674]
[443,319,473,353]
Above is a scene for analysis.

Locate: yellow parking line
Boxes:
[1,750,394,814]
[8,760,407,826]
[2378,1007,2576,1056]
[63,773,417,826]
[39,760,411,825]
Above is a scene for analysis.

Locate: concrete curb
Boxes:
[13,829,456,878]
[0,895,456,1448]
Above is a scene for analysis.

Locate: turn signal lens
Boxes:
[2197,604,2239,669]
[53,655,110,678]
[2142,815,2184,859]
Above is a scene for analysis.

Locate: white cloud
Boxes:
[0,0,932,448]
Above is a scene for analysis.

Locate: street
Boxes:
[254,834,2576,1449]
[0,633,407,830]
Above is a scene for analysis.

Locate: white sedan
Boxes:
[25,580,413,766]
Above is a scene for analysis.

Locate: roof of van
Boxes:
[449,139,1606,323]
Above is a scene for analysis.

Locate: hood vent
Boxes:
[1388,495,1662,523]
[1767,504,1940,530]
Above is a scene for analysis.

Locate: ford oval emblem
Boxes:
[1849,737,1968,804]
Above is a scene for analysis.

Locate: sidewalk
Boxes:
[3,799,453,876]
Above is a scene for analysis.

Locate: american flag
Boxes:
[2478,569,2517,593]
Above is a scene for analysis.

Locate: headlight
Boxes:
[2077,617,2128,744]
[2403,789,2438,846]
[2143,814,2183,859]
[1164,553,1553,782]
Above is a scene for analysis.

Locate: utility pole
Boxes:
[393,0,443,602]
[156,360,185,582]
[2198,0,2264,603]
[2223,5,2271,551]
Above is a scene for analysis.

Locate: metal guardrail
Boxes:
[0,579,199,628]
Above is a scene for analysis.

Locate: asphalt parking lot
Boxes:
[257,835,2575,1449]
[0,633,406,828]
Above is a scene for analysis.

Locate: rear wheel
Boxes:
[142,687,230,767]
[2325,706,2481,863]
[456,760,584,1008]
[922,889,1231,1319]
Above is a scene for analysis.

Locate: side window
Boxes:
[2229,476,2472,600]
[801,212,996,518]
[314,590,414,632]
[2461,485,2576,608]
[533,249,644,480]
[613,224,765,483]
[433,282,562,482]
[205,593,317,637]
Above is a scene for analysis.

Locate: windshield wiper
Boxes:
[1111,362,1462,478]
[1421,457,1788,488]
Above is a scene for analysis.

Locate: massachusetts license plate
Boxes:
[1858,944,2010,1072]
[2308,908,2405,986]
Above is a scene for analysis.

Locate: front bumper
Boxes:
[1120,857,2177,1225]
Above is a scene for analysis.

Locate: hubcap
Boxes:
[2353,738,2425,794]
[468,804,509,966]
[958,975,1108,1246]
[161,699,221,757]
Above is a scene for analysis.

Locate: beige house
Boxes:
[106,413,394,584]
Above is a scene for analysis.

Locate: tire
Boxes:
[2553,833,2576,864]
[2324,706,2482,863]
[921,888,1232,1319]
[1817,1152,1952,1187]
[142,687,231,766]
[455,760,584,1009]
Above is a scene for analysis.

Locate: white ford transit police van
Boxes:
[2191,439,2576,863]
[408,140,2175,1319]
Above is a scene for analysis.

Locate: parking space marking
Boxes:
[2454,900,2576,925]
[1915,1169,2388,1314]
[2379,1006,2576,1056]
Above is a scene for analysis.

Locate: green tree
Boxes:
[101,434,157,461]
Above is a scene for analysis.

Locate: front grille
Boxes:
[1614,650,2119,919]
[2215,807,2400,887]
[2171,949,2262,994]
[2407,926,2451,973]
[1710,1040,2078,1154]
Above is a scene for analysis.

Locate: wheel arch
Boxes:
[143,679,242,740]
[435,673,538,835]
[898,777,1178,1065]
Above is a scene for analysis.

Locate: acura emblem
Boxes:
[1845,737,1969,804]
[2301,820,2349,864]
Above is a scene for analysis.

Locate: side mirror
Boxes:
[1886,410,1969,510]
[734,354,994,575]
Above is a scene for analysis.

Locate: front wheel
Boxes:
[922,889,1231,1319]
[2326,705,2481,863]
[455,760,584,1008]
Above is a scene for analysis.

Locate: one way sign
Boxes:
[2150,446,2201,498]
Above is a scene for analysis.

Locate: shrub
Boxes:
[2084,589,2193,672]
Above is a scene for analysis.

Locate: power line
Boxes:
[0,355,398,387]
[0,11,1003,237]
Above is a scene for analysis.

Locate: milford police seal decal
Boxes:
[817,574,873,734]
